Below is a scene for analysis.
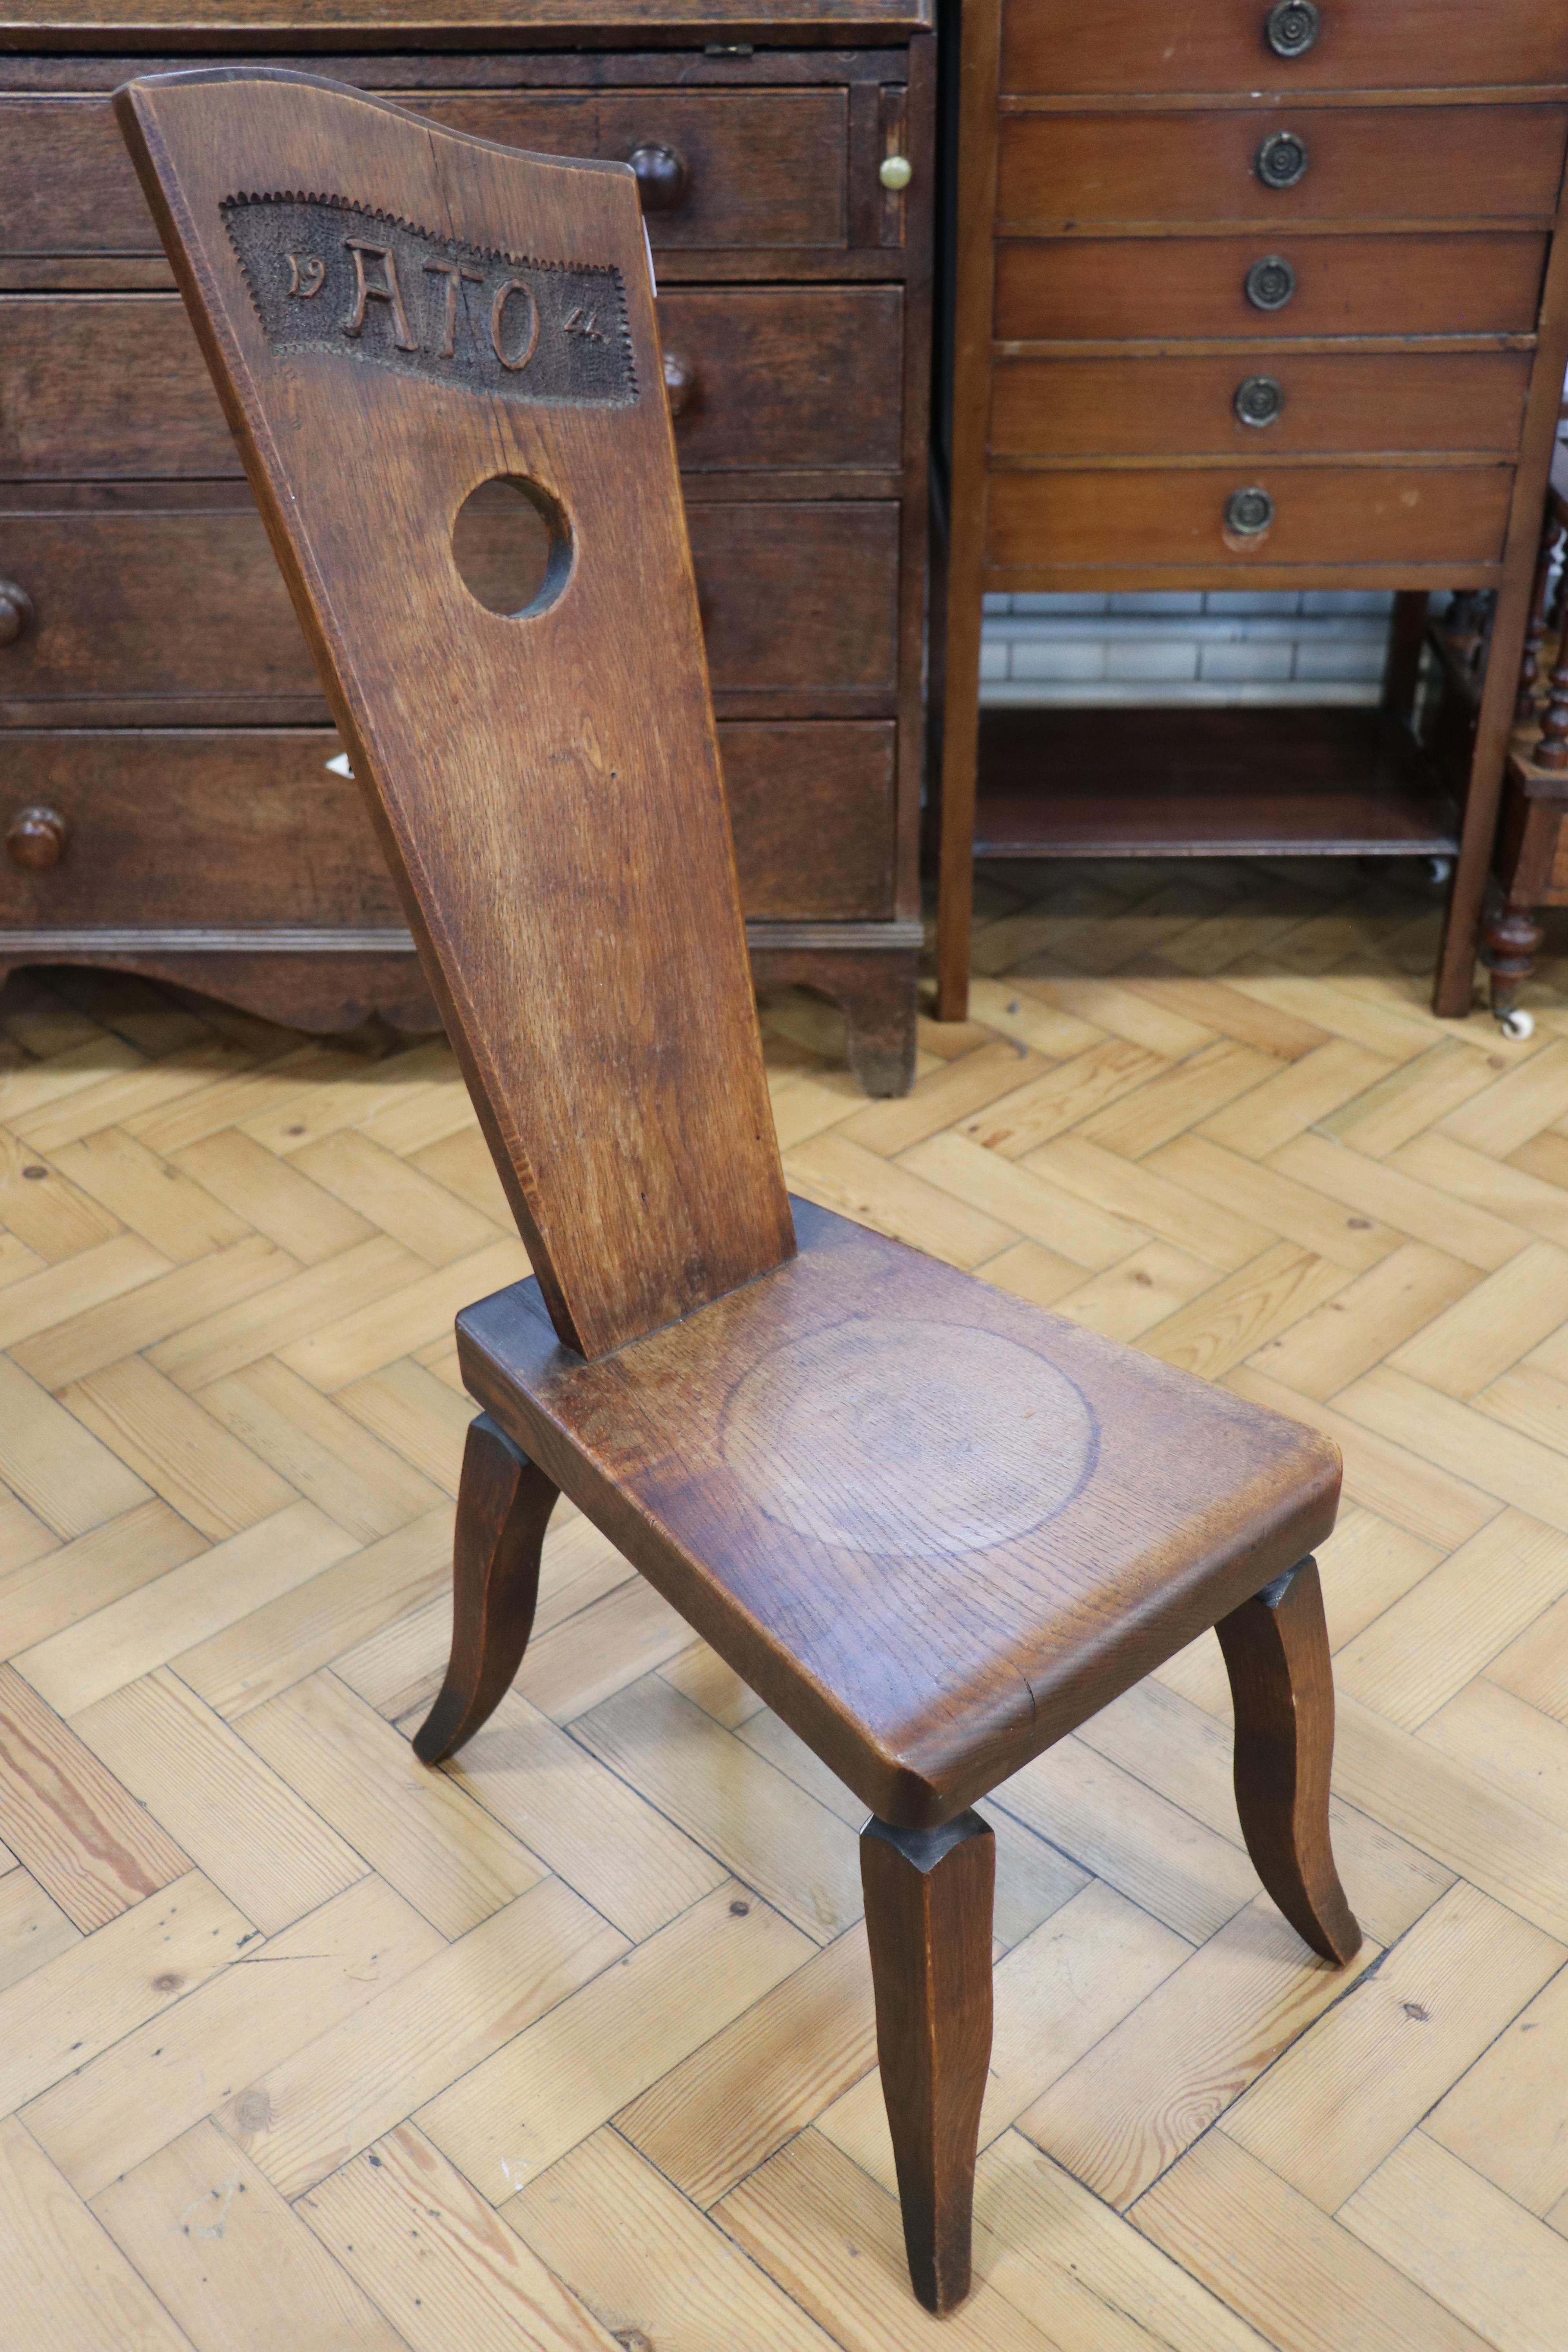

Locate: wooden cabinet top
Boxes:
[0,0,932,50]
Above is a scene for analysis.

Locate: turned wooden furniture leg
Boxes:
[1534,568,1568,773]
[860,1811,995,2314]
[1215,1557,1361,1967]
[1516,517,1561,722]
[1485,901,1546,1020]
[413,1413,558,1764]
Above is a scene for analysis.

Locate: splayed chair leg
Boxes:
[860,1809,995,2313]
[1216,1555,1362,1966]
[412,1412,558,1764]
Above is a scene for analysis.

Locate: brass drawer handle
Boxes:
[7,804,68,869]
[1235,375,1285,428]
[629,142,689,214]
[1256,131,1308,189]
[1225,486,1276,537]
[1266,2,1321,58]
[662,350,696,418]
[1245,253,1296,310]
[0,577,34,646]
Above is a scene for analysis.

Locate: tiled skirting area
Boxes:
[981,588,1397,706]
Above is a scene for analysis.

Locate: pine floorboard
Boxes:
[2,855,1568,2351]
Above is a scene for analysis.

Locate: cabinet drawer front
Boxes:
[0,508,318,705]
[987,464,1515,570]
[0,297,241,477]
[0,87,848,257]
[724,722,896,918]
[659,289,904,471]
[1002,1,1568,96]
[993,351,1534,460]
[0,288,904,479]
[994,233,1549,341]
[997,107,1568,227]
[0,503,898,705]
[688,503,900,694]
[0,722,895,929]
[0,731,399,928]
[412,93,848,250]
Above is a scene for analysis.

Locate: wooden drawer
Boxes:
[996,107,1568,229]
[660,289,903,472]
[0,498,317,709]
[0,85,848,258]
[0,497,900,709]
[688,503,900,696]
[1002,1,1568,96]
[986,464,1515,571]
[414,93,848,250]
[0,289,904,480]
[723,722,896,917]
[0,731,400,927]
[991,351,1534,460]
[0,721,895,929]
[994,233,1549,342]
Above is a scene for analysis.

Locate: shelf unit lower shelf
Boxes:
[970,706,1460,862]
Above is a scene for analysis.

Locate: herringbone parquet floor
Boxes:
[4,853,1568,2352]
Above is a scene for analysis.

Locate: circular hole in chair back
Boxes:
[451,475,573,617]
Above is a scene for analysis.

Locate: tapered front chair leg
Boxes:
[1216,1555,1362,1966]
[413,1413,558,1765]
[860,1810,995,2314]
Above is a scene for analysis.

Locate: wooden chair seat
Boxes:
[118,64,1365,2319]
[450,1194,1339,1826]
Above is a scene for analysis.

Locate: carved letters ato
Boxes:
[223,195,637,408]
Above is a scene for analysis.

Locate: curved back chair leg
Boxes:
[1216,1557,1362,1966]
[860,1811,995,2314]
[413,1413,558,1764]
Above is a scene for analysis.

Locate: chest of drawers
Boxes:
[936,0,1568,1024]
[0,2,933,1094]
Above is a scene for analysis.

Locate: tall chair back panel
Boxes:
[116,67,794,1361]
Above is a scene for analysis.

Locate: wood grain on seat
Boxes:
[457,1195,1340,1823]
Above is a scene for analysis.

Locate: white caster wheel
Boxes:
[1425,855,1454,885]
[1499,1006,1535,1041]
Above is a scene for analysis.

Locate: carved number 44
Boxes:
[563,306,606,342]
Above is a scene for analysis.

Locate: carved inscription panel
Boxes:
[223,195,637,408]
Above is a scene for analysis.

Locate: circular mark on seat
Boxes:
[719,1316,1098,1557]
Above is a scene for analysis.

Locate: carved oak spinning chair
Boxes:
[120,65,1361,2316]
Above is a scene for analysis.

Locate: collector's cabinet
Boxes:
[936,0,1568,1024]
[0,1,933,1093]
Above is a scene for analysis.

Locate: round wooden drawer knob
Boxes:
[629,142,688,213]
[879,154,913,191]
[0,578,34,646]
[662,351,697,417]
[7,804,69,869]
